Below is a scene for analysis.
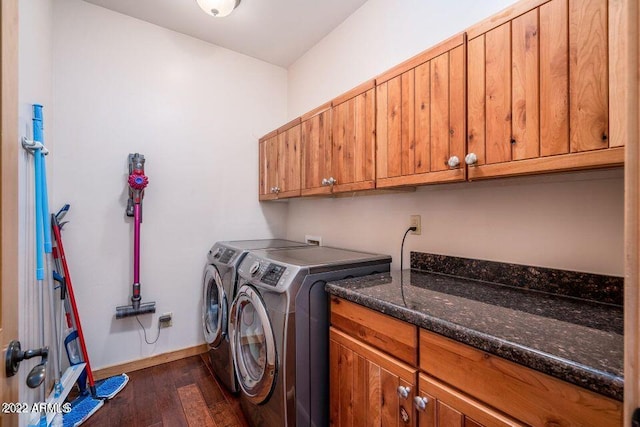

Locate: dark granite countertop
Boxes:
[325,269,623,401]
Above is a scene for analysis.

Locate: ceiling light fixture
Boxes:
[196,0,241,18]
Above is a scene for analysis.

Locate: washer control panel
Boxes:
[238,253,297,291]
[208,245,237,265]
[261,263,286,287]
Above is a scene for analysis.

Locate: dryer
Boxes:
[202,239,308,393]
[229,246,391,426]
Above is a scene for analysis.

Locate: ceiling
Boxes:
[82,0,369,68]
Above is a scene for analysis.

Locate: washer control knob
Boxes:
[212,248,222,259]
[250,262,261,277]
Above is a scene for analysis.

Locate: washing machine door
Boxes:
[230,284,277,404]
[202,265,227,348]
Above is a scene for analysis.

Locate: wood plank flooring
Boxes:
[83,354,249,427]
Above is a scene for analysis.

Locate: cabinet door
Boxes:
[331,84,376,194]
[301,104,333,196]
[376,34,466,188]
[276,123,302,198]
[330,327,417,427]
[258,132,279,201]
[416,374,523,427]
[466,0,622,180]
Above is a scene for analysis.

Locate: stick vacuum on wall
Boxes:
[116,153,156,318]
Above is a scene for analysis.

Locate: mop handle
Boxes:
[33,104,52,254]
[34,145,44,281]
[51,219,96,392]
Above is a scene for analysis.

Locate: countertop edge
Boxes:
[325,283,624,401]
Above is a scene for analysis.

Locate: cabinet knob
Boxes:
[414,396,430,411]
[465,152,478,166]
[327,177,337,186]
[447,156,460,168]
[397,385,411,399]
[275,187,280,194]
[321,178,329,186]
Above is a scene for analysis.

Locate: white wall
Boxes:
[288,0,519,117]
[51,0,288,369]
[285,0,625,276]
[18,0,54,417]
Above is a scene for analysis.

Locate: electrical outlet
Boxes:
[159,312,172,328]
[409,215,421,235]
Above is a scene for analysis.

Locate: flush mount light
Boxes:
[196,0,241,18]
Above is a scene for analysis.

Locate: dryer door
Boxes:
[202,265,227,348]
[230,284,277,404]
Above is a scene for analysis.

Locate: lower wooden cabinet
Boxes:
[330,328,418,426]
[329,297,622,427]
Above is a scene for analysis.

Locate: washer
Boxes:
[229,246,391,426]
[202,239,308,393]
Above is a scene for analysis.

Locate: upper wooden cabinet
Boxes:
[465,0,624,179]
[258,118,302,200]
[376,34,467,188]
[260,0,628,201]
[332,81,377,194]
[301,81,376,195]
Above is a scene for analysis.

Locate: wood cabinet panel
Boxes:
[330,328,418,427]
[511,9,539,160]
[376,83,389,180]
[358,88,376,183]
[401,70,416,176]
[331,87,376,193]
[540,0,569,156]
[485,22,512,165]
[330,297,418,366]
[569,0,609,152]
[449,45,466,168]
[430,52,450,172]
[386,76,402,178]
[332,99,349,186]
[376,33,466,188]
[417,374,522,427]
[258,134,279,200]
[276,124,301,197]
[414,61,431,174]
[467,35,486,166]
[467,0,620,180]
[301,105,332,195]
[258,119,301,200]
[420,329,622,427]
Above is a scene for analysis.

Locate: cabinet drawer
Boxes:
[330,297,418,365]
[418,373,524,427]
[420,329,622,427]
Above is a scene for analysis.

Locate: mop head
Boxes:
[62,393,104,427]
[95,373,129,400]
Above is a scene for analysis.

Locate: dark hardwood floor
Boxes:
[83,354,249,427]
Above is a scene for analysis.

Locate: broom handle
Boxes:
[52,220,97,395]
